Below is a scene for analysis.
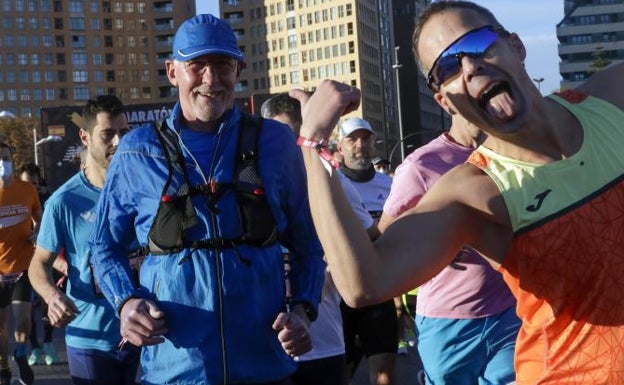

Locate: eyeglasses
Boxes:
[184,58,237,77]
[427,25,504,91]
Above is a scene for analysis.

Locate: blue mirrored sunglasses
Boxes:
[427,25,502,90]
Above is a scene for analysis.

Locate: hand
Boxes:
[272,311,312,357]
[119,298,168,347]
[46,291,79,328]
[290,80,361,141]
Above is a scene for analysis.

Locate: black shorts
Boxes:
[0,272,32,308]
[291,354,345,385]
[340,299,398,363]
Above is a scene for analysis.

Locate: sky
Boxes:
[197,0,563,94]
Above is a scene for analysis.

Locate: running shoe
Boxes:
[27,347,44,366]
[43,342,58,366]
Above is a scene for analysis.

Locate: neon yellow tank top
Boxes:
[468,91,624,384]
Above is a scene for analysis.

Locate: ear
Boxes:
[165,60,178,87]
[508,33,527,62]
[78,128,89,147]
[236,61,244,77]
[434,92,457,116]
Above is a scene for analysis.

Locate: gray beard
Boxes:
[345,155,372,171]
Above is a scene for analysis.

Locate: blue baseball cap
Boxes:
[172,14,245,62]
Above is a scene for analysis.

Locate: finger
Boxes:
[289,88,312,104]
[145,301,165,320]
[272,312,290,331]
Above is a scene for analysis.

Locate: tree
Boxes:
[589,46,612,75]
[0,115,37,171]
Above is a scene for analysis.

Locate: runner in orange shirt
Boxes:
[0,141,41,385]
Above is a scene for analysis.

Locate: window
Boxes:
[56,53,65,65]
[288,34,296,49]
[43,53,53,64]
[32,71,41,82]
[18,54,28,65]
[31,53,39,64]
[20,89,30,101]
[70,18,85,30]
[40,0,51,12]
[41,17,51,29]
[93,53,102,65]
[43,35,52,47]
[72,70,88,82]
[289,53,298,66]
[20,71,29,82]
[72,52,87,65]
[6,71,16,83]
[94,70,104,82]
[69,1,83,12]
[45,88,55,100]
[57,70,66,82]
[15,17,26,30]
[91,18,100,30]
[74,86,89,100]
[290,71,300,84]
[71,34,86,48]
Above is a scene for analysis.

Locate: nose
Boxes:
[201,65,219,83]
[111,133,120,146]
[460,54,485,84]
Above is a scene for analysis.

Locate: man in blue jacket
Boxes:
[88,13,325,385]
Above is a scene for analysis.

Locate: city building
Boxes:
[390,0,447,165]
[557,0,624,90]
[0,0,196,118]
[221,0,400,157]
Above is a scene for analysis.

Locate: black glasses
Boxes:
[184,58,237,77]
[427,25,503,90]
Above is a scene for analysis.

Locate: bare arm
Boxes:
[292,81,502,307]
[577,61,624,109]
[28,245,79,327]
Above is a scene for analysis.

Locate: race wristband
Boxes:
[296,136,340,170]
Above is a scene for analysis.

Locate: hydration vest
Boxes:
[144,114,279,255]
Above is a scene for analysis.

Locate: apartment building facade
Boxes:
[557,0,624,90]
[0,0,196,118]
[221,0,399,156]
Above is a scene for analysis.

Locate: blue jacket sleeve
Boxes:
[89,150,142,314]
[267,124,325,316]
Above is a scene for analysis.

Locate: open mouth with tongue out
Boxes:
[478,81,517,122]
[479,82,512,109]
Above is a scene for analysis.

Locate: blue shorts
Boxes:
[416,306,520,385]
[66,345,140,385]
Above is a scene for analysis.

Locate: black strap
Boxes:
[153,120,193,198]
[235,113,264,192]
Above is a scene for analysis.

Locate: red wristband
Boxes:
[297,136,339,169]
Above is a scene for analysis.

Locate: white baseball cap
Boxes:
[338,118,375,140]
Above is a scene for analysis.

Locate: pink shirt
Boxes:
[383,133,515,318]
